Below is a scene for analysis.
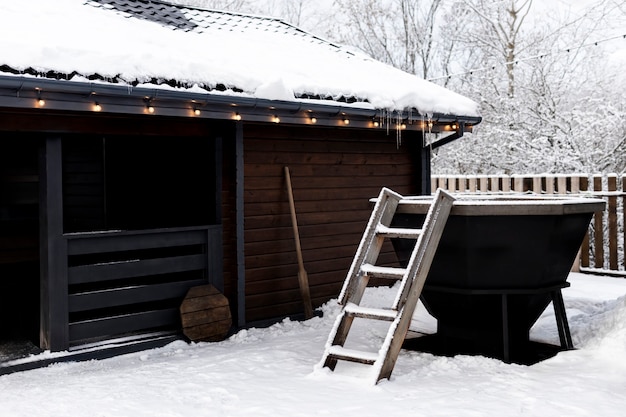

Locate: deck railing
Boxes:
[432,174,626,276]
[64,225,222,346]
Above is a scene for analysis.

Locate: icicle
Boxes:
[385,111,391,135]
[427,115,434,154]
[420,113,425,148]
[396,111,402,149]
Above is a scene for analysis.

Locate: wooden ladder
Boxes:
[319,187,455,383]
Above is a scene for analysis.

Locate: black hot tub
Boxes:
[391,193,605,363]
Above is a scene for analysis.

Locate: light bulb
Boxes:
[233,113,242,121]
[93,102,102,112]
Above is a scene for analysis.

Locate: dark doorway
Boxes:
[0,136,42,358]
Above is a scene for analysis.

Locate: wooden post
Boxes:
[39,137,69,351]
[468,175,477,192]
[608,174,618,270]
[623,174,626,270]
[501,175,511,192]
[557,175,567,195]
[580,175,590,268]
[570,175,582,272]
[513,175,524,193]
[479,175,488,192]
[490,176,500,192]
[532,176,542,194]
[458,176,467,193]
[284,167,314,319]
[545,175,555,195]
[593,175,604,269]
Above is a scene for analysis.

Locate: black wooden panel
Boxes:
[68,254,206,284]
[66,227,213,255]
[69,308,180,342]
[68,278,207,312]
[40,136,70,351]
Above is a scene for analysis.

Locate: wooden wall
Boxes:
[241,123,424,323]
[0,110,232,350]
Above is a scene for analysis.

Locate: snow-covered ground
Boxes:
[1,272,625,416]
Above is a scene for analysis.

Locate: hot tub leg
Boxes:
[551,290,573,350]
[501,294,510,363]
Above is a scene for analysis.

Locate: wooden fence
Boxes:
[431,174,626,276]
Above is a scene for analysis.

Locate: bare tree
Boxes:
[332,0,445,79]
[459,0,532,98]
[167,0,255,11]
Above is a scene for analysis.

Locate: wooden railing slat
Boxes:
[69,308,180,342]
[68,278,207,312]
[68,254,207,284]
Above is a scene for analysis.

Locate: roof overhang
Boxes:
[0,75,481,135]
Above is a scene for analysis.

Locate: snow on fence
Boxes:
[431,174,626,277]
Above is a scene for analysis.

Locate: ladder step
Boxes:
[344,303,398,321]
[361,263,406,279]
[376,224,422,239]
[326,346,379,365]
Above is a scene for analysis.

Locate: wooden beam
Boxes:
[235,121,246,327]
[39,137,69,351]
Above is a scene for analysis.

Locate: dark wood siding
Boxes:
[1,110,234,351]
[220,125,239,323]
[242,123,423,323]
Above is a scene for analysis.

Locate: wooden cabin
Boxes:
[0,0,480,369]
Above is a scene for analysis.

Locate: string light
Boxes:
[428,33,626,82]
[193,107,201,116]
[342,118,350,125]
[310,116,317,124]
[272,115,280,123]
[143,97,155,114]
[233,112,242,121]
[93,102,102,112]
[35,89,45,107]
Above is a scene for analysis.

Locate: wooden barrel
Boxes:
[180,285,232,342]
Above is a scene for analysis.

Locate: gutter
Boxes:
[0,75,481,132]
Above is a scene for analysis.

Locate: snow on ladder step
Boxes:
[361,263,406,280]
[344,303,398,321]
[320,188,455,383]
[326,346,379,365]
[376,224,423,239]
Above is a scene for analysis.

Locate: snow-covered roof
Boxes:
[0,0,480,120]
